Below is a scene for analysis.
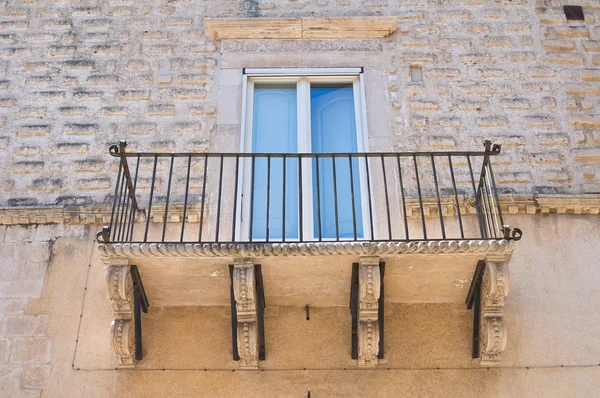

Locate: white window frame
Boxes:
[236,68,371,242]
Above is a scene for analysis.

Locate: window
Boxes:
[238,68,369,242]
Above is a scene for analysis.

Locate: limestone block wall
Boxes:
[0,0,599,209]
[0,224,86,397]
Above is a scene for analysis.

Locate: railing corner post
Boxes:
[96,226,111,243]
[502,225,523,241]
[483,140,492,152]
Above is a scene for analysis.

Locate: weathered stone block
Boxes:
[20,364,50,389]
[9,337,50,363]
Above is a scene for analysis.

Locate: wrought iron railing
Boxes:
[96,141,522,244]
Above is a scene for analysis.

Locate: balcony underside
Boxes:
[75,303,485,371]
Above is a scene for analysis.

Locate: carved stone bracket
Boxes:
[106,263,136,368]
[111,319,135,368]
[479,259,510,366]
[107,265,133,316]
[357,256,381,367]
[232,260,259,369]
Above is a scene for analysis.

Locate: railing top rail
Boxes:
[109,141,501,158]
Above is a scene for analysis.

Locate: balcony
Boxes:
[96,141,521,369]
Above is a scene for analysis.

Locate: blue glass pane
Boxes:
[251,84,299,240]
[311,85,363,239]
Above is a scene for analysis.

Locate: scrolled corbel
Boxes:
[106,262,136,367]
[111,319,135,368]
[357,256,381,367]
[479,260,510,366]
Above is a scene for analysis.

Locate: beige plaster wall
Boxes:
[1,214,600,397]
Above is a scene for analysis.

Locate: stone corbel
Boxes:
[479,256,510,366]
[231,260,259,369]
[357,256,381,367]
[106,261,136,368]
[111,318,135,368]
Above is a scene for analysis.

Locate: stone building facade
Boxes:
[0,0,600,397]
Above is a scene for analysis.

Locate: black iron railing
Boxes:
[96,141,522,244]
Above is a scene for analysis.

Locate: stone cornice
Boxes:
[204,17,399,40]
[97,239,513,263]
[0,195,598,226]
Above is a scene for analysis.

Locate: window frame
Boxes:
[236,68,371,242]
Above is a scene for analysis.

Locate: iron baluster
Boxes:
[364,155,374,240]
[332,155,340,241]
[486,156,505,228]
[248,155,255,242]
[282,155,286,242]
[479,158,495,239]
[448,155,464,239]
[180,155,192,242]
[113,170,126,241]
[143,155,158,243]
[298,157,303,242]
[198,155,208,242]
[396,155,409,240]
[231,155,240,242]
[114,171,127,242]
[315,155,322,241]
[161,155,175,243]
[126,156,141,242]
[467,155,485,239]
[119,179,131,242]
[266,156,271,242]
[348,155,357,241]
[381,155,392,240]
[215,156,224,242]
[431,155,446,239]
[413,155,427,240]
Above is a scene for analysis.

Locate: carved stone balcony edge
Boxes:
[97,239,514,262]
[98,240,514,368]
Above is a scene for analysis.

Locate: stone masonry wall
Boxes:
[1,225,53,397]
[0,0,599,208]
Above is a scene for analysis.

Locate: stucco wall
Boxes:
[1,214,600,397]
[0,0,599,208]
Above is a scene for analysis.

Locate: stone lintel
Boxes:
[204,17,398,40]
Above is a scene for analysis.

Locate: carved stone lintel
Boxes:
[107,264,136,368]
[479,260,510,366]
[111,319,135,368]
[232,261,258,369]
[358,256,381,367]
